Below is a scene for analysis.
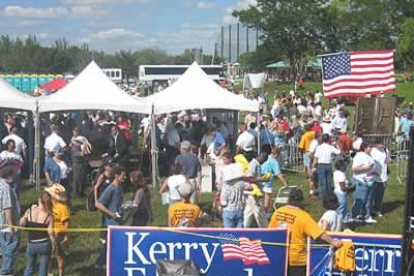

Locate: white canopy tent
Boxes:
[145,62,260,114]
[0,78,36,111]
[145,62,259,187]
[38,61,151,114]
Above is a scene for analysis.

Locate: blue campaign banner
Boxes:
[107,227,289,276]
[307,233,402,276]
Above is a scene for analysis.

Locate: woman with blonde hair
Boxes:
[20,191,58,276]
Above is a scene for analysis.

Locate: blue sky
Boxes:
[0,0,257,54]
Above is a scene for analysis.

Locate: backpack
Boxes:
[334,241,356,272]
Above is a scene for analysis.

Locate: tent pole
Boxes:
[34,101,41,190]
[257,112,261,155]
[150,105,158,187]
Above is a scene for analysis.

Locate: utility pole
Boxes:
[237,23,240,61]
[228,25,232,62]
[246,26,249,53]
[221,26,224,59]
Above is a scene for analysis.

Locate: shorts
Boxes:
[303,153,311,167]
[263,186,273,194]
[55,234,67,256]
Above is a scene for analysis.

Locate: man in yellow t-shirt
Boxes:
[298,125,315,176]
[269,188,342,276]
[168,181,201,227]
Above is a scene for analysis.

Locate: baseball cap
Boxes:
[177,182,194,198]
[104,157,115,166]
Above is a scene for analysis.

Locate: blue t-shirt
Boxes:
[274,133,286,146]
[214,132,226,150]
[400,116,414,137]
[98,184,123,214]
[44,157,61,183]
[260,128,274,146]
[261,156,281,188]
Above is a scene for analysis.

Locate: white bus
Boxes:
[138,65,224,83]
[103,68,122,83]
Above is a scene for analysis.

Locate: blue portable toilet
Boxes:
[38,74,47,85]
[4,75,13,86]
[13,74,23,91]
[30,74,38,91]
[21,74,30,92]
[46,74,54,83]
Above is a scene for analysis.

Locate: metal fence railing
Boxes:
[281,134,408,184]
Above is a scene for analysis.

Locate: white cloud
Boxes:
[3,6,68,18]
[197,1,216,9]
[61,0,149,4]
[222,0,257,25]
[1,5,109,19]
[70,5,109,17]
[82,23,218,54]
[90,28,144,40]
[223,15,237,25]
[16,20,47,27]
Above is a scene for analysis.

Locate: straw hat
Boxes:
[322,115,332,122]
[45,183,67,202]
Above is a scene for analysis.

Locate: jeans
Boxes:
[372,181,386,213]
[334,191,349,223]
[317,164,332,198]
[0,231,20,275]
[97,217,122,266]
[24,240,52,276]
[351,178,373,220]
[223,210,244,228]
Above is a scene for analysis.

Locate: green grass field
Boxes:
[12,80,414,275]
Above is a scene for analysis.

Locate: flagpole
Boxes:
[317,52,346,58]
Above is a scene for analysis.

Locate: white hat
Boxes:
[177,182,194,198]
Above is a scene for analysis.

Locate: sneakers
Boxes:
[373,212,383,217]
[364,217,377,224]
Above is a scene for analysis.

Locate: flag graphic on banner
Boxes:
[221,236,270,265]
[321,50,395,98]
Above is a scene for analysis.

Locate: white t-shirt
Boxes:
[314,105,323,117]
[320,123,332,136]
[334,170,347,195]
[318,210,343,232]
[314,143,340,164]
[352,152,376,183]
[370,147,389,182]
[314,92,322,104]
[309,139,319,156]
[167,175,186,201]
[44,133,66,153]
[2,134,26,156]
[236,131,255,151]
[57,160,68,179]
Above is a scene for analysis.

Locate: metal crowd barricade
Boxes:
[282,136,304,173]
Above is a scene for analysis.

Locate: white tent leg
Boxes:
[150,105,158,187]
[34,102,41,190]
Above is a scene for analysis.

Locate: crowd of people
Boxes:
[0,88,410,276]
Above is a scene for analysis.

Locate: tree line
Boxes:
[235,0,414,73]
[0,35,221,77]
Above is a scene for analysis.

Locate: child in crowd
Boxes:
[45,183,70,276]
[333,159,354,225]
[319,192,343,232]
[261,147,288,212]
[168,182,201,227]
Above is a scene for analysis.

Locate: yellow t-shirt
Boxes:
[298,131,315,152]
[168,201,201,227]
[268,205,324,266]
[52,201,70,235]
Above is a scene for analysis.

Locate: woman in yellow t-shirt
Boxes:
[45,183,70,276]
[269,188,342,276]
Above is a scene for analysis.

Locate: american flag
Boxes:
[221,237,270,265]
[321,50,395,98]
